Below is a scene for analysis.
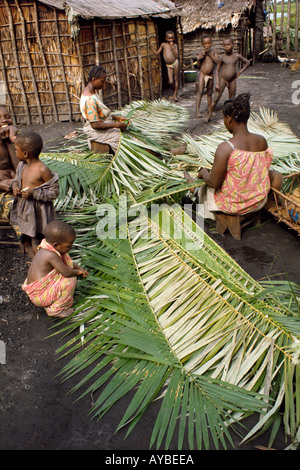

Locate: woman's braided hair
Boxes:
[222,92,251,123]
[88,65,106,83]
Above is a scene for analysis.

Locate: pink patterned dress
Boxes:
[22,239,77,317]
[214,142,273,215]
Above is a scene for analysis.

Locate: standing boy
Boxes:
[152,30,180,101]
[10,131,59,258]
[208,38,250,122]
[195,35,219,121]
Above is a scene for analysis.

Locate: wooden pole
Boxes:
[146,19,154,100]
[75,36,85,96]
[53,8,72,121]
[122,21,132,103]
[4,0,30,124]
[280,0,285,34]
[0,42,16,125]
[272,0,277,53]
[135,19,144,100]
[93,19,100,66]
[266,0,271,47]
[295,0,299,53]
[112,20,122,108]
[15,0,43,123]
[33,2,58,122]
[287,0,291,54]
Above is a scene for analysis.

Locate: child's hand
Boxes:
[215,85,221,93]
[21,187,33,199]
[0,125,9,140]
[76,267,89,278]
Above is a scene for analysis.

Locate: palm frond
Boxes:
[53,201,300,449]
[180,108,300,177]
[45,102,300,449]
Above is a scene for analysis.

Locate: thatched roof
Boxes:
[39,0,180,20]
[176,0,256,33]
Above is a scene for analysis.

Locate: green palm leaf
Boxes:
[53,201,299,449]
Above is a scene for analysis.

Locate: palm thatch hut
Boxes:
[176,0,257,67]
[0,0,181,125]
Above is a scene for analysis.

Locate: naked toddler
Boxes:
[195,35,219,121]
[152,30,180,101]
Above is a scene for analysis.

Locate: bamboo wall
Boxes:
[0,0,163,125]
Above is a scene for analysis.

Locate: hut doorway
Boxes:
[155,18,180,95]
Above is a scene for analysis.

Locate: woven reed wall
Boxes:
[0,0,164,124]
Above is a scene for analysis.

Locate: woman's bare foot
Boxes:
[171,142,187,156]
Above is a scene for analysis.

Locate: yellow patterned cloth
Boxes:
[22,239,77,317]
[80,93,121,152]
[0,192,20,236]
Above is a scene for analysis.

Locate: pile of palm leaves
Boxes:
[43,100,300,450]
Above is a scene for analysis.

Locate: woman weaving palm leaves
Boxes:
[80,65,186,157]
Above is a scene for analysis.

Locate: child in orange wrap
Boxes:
[22,220,88,319]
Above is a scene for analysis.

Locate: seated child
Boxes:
[22,220,88,319]
[10,131,59,258]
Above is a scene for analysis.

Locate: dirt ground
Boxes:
[1,62,300,453]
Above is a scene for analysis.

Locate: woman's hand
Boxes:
[0,179,13,192]
[118,121,128,132]
[113,115,127,122]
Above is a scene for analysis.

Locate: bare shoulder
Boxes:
[215,141,232,159]
[33,247,57,263]
[39,160,54,180]
[253,133,268,150]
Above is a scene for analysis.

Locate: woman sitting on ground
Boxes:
[184,93,282,220]
[80,65,128,154]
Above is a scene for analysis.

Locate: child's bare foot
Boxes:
[203,114,212,123]
[195,111,203,118]
[49,308,74,318]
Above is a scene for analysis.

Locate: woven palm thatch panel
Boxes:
[176,0,256,33]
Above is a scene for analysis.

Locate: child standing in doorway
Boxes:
[151,30,180,101]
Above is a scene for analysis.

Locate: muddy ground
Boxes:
[1,62,300,453]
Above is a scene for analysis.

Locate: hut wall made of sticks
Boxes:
[0,0,180,125]
[176,0,255,67]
